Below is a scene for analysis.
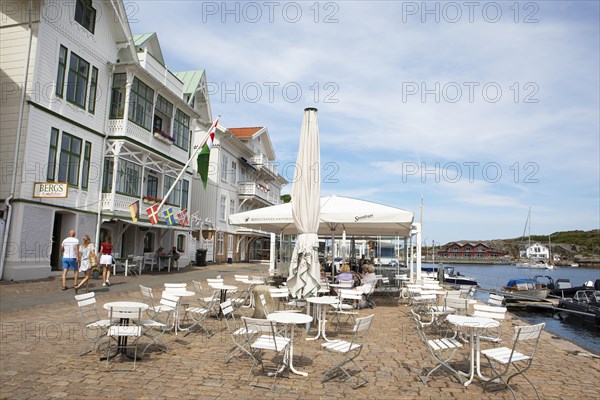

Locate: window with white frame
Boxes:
[57,132,82,186]
[217,232,224,255]
[230,160,237,183]
[46,128,59,181]
[177,234,186,252]
[116,159,142,197]
[74,0,96,33]
[229,199,235,217]
[153,95,173,135]
[220,195,226,220]
[146,175,158,199]
[128,77,154,130]
[227,235,233,256]
[221,154,228,181]
[66,52,90,109]
[55,46,67,98]
[109,73,126,119]
[181,179,189,210]
[173,109,190,150]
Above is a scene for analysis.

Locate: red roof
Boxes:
[229,127,263,138]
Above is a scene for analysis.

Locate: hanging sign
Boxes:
[33,182,69,198]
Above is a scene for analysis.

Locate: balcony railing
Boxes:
[137,50,183,97]
[238,182,280,205]
[101,193,182,216]
[106,120,183,157]
[249,154,279,177]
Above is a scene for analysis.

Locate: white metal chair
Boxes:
[184,291,217,337]
[488,293,505,306]
[220,300,256,364]
[331,289,361,331]
[444,297,469,316]
[471,303,507,344]
[74,292,111,356]
[481,323,546,399]
[130,255,144,275]
[143,252,157,272]
[105,305,143,371]
[321,314,374,389]
[242,316,291,390]
[414,312,464,385]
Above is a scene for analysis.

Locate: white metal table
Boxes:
[446,314,500,387]
[102,301,148,360]
[267,312,313,376]
[305,296,338,342]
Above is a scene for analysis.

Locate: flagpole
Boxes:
[156,115,220,213]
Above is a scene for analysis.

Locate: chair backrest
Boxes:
[349,314,375,348]
[242,317,283,350]
[220,300,237,331]
[107,305,143,322]
[488,293,505,306]
[234,274,249,282]
[269,288,289,298]
[339,289,363,302]
[75,292,101,323]
[445,290,462,299]
[160,292,180,311]
[472,304,507,320]
[511,323,545,361]
[139,285,155,302]
[338,280,354,288]
[445,297,469,315]
[259,293,270,316]
[207,278,224,288]
[164,283,187,294]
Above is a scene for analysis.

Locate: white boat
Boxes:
[516,259,554,270]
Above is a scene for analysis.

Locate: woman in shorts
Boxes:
[100,235,113,287]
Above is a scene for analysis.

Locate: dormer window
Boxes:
[75,0,96,34]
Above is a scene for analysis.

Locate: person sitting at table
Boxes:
[169,247,180,269]
[156,247,165,257]
[354,264,377,308]
[335,263,354,284]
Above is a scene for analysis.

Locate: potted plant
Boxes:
[91,265,101,279]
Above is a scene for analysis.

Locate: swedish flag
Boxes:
[163,207,176,226]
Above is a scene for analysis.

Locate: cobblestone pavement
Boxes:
[1,263,599,399]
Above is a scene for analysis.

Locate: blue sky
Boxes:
[131,1,599,244]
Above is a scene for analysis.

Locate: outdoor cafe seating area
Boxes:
[69,268,549,397]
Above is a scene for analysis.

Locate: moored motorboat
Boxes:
[421,266,478,286]
[501,278,549,300]
[534,276,600,298]
[557,290,600,325]
[516,259,554,269]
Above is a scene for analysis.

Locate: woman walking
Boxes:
[75,234,95,294]
[100,235,113,286]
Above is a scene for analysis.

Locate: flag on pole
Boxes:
[163,207,176,226]
[197,116,220,189]
[177,209,189,227]
[129,201,139,222]
[146,204,160,224]
[191,211,201,228]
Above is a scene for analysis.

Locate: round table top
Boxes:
[447,314,499,328]
[306,296,339,305]
[268,312,313,324]
[242,279,265,285]
[103,301,149,311]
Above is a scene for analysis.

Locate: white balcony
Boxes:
[137,51,184,98]
[101,193,182,216]
[238,182,280,205]
[106,120,186,159]
[250,154,279,177]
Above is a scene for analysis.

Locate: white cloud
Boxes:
[133,1,599,243]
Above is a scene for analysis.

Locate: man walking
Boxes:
[61,230,80,290]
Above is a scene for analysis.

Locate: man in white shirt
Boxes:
[60,230,80,290]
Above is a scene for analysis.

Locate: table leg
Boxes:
[306,304,322,341]
[287,327,308,376]
[462,328,476,387]
[124,260,129,277]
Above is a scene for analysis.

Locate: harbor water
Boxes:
[433,263,600,355]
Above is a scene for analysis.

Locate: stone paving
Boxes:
[1,263,599,399]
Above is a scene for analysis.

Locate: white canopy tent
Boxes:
[229,195,414,237]
[229,195,422,281]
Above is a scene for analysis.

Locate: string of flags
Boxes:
[136,201,189,227]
